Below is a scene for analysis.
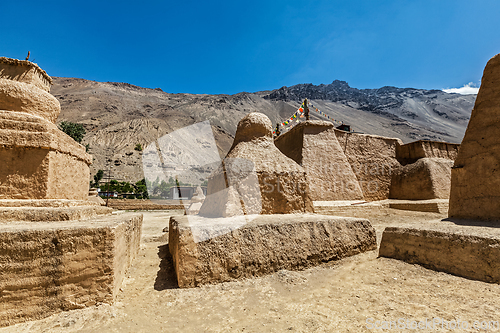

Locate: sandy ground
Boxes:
[2,207,500,332]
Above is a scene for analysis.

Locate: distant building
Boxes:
[336,124,351,132]
[169,186,207,200]
[99,191,118,198]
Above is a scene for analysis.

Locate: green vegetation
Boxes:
[134,143,143,151]
[58,121,86,143]
[98,178,149,199]
[134,178,148,199]
[93,169,104,187]
[145,176,193,199]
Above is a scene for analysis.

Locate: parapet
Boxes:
[0,57,52,92]
[396,140,459,165]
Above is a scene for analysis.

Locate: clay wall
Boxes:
[449,53,500,220]
[335,130,403,201]
[396,140,459,165]
[0,214,143,327]
[0,147,89,200]
[275,121,364,201]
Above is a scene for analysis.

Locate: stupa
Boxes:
[0,57,142,327]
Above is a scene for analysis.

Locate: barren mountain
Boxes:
[52,77,475,183]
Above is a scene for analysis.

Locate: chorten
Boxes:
[0,57,142,327]
[0,57,91,200]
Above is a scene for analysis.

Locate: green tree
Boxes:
[93,169,104,187]
[58,121,86,143]
[134,143,143,151]
[134,179,149,199]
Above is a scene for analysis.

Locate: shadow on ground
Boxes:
[443,218,500,228]
[154,244,178,290]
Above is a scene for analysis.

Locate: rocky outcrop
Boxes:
[449,53,500,220]
[199,112,314,217]
[274,121,364,201]
[169,214,377,288]
[335,130,402,201]
[390,158,453,200]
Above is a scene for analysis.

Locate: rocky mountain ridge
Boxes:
[52,77,476,182]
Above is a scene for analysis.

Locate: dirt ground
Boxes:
[2,207,500,332]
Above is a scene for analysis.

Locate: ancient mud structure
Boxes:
[396,140,460,165]
[390,158,454,200]
[335,130,402,201]
[199,112,314,217]
[274,121,364,201]
[275,121,457,202]
[0,58,142,327]
[449,53,500,220]
[389,140,458,201]
[380,54,500,284]
[169,112,377,287]
[170,214,376,288]
[379,224,500,284]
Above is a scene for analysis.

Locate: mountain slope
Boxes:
[52,77,476,182]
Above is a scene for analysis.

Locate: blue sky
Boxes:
[1,0,499,94]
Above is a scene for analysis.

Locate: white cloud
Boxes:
[443,82,479,95]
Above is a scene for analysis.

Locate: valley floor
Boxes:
[2,208,500,332]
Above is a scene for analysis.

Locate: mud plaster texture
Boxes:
[0,79,60,123]
[0,198,113,222]
[390,158,453,200]
[0,57,52,92]
[379,223,500,284]
[0,58,91,200]
[2,209,500,332]
[335,130,403,201]
[274,121,364,201]
[396,140,460,165]
[169,214,376,288]
[199,112,313,217]
[0,213,143,327]
[449,53,500,221]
